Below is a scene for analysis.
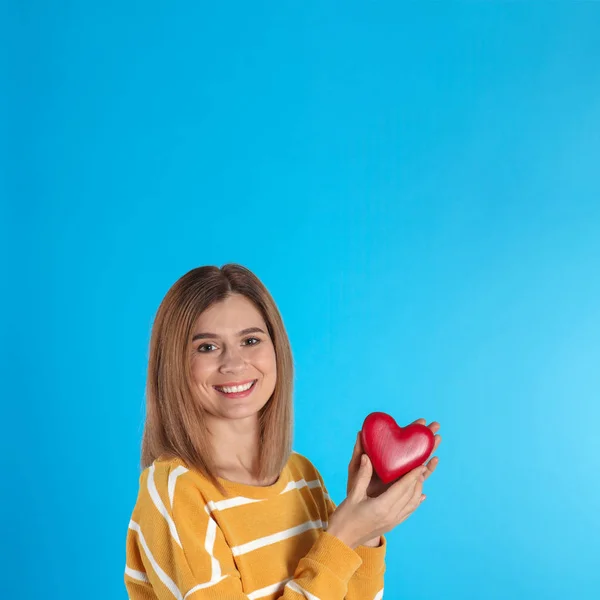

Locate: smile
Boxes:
[213,380,257,397]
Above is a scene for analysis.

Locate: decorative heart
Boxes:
[360,412,435,483]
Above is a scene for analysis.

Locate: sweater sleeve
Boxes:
[315,468,387,599]
[125,464,376,600]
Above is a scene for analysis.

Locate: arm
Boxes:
[124,465,369,600]
[317,471,386,600]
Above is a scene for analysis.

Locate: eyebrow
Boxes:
[192,327,266,342]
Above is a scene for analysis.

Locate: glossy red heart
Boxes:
[360,412,435,483]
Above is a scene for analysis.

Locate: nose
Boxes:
[219,345,247,373]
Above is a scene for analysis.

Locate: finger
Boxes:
[401,477,424,514]
[348,432,363,471]
[409,418,426,426]
[426,434,442,459]
[423,456,439,481]
[352,454,373,499]
[423,433,441,462]
[388,464,426,502]
[427,421,440,434]
[413,478,424,501]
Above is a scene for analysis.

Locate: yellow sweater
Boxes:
[124,451,386,599]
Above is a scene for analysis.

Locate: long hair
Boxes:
[140,263,294,496]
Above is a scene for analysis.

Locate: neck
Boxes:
[207,414,261,475]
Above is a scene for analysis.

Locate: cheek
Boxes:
[190,359,213,385]
[256,346,277,375]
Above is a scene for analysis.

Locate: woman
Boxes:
[124,263,441,599]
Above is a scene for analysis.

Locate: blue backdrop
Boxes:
[4,2,600,599]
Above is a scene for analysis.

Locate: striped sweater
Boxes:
[124,451,386,599]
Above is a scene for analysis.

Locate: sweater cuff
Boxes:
[307,530,363,580]
[354,534,387,578]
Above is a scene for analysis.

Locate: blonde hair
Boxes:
[141,263,294,496]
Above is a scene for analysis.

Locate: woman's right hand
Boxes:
[327,454,427,550]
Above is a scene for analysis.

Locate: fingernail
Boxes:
[361,454,366,466]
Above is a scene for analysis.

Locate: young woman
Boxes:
[124,264,441,599]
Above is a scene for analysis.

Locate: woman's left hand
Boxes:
[347,418,442,499]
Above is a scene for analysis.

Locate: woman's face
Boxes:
[189,294,277,422]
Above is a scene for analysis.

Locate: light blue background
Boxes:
[3,2,600,599]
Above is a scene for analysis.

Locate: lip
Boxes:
[213,378,257,388]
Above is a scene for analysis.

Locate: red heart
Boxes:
[360,412,435,483]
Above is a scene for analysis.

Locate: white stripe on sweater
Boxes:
[205,495,264,515]
[168,466,188,508]
[125,566,149,582]
[128,520,183,600]
[182,574,229,599]
[148,465,182,548]
[231,519,327,556]
[204,516,221,580]
[247,577,293,600]
[281,478,322,494]
[203,477,326,514]
[285,580,321,600]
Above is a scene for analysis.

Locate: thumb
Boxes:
[350,453,373,499]
[348,431,362,472]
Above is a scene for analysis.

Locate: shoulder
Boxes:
[133,457,208,517]
[138,456,193,488]
[288,451,334,510]
[289,450,325,483]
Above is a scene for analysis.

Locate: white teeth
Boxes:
[216,381,255,394]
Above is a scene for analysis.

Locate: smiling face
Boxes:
[189,293,277,422]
